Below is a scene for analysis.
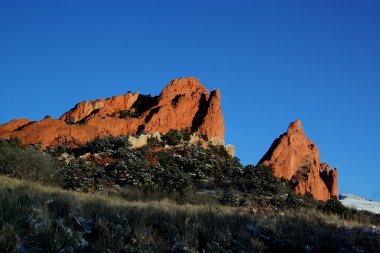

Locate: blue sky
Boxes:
[0,1,379,201]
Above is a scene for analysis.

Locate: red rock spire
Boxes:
[258,120,338,201]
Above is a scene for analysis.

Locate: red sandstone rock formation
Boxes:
[60,92,140,122]
[0,77,225,148]
[258,120,338,201]
[0,118,31,135]
[0,78,339,201]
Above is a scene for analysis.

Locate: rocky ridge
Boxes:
[0,77,225,148]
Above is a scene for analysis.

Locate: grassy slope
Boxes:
[0,176,379,253]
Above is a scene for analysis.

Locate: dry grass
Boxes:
[0,175,242,215]
[0,175,379,252]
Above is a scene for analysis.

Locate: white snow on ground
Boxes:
[339,194,380,214]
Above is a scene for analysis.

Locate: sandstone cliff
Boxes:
[258,120,338,201]
[0,77,225,147]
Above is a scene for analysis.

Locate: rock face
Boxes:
[0,77,225,148]
[258,120,338,201]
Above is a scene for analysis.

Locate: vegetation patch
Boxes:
[0,136,379,252]
[0,176,378,252]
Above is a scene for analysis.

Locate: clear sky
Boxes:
[0,1,379,201]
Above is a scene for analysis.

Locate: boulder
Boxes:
[225,144,235,157]
[128,134,149,149]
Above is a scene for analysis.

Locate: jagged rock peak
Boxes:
[160,77,208,100]
[287,119,302,134]
[258,120,338,201]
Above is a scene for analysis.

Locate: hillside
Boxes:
[0,176,379,252]
[0,77,337,201]
[0,136,379,252]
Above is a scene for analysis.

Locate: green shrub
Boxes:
[112,157,154,188]
[45,145,69,157]
[80,135,130,156]
[218,187,240,205]
[118,109,139,119]
[320,196,374,222]
[285,193,301,208]
[65,117,76,124]
[147,136,163,147]
[158,147,216,179]
[163,129,191,146]
[322,196,346,214]
[110,147,194,196]
[207,145,244,179]
[60,159,104,191]
[0,138,21,148]
[110,147,154,187]
[0,144,60,184]
[164,129,182,146]
[155,163,192,196]
[199,133,208,141]
[231,165,284,196]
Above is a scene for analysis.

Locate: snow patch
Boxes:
[339,194,380,214]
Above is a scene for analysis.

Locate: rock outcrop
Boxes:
[0,118,31,135]
[60,92,140,123]
[0,77,339,201]
[258,120,338,201]
[0,77,225,148]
